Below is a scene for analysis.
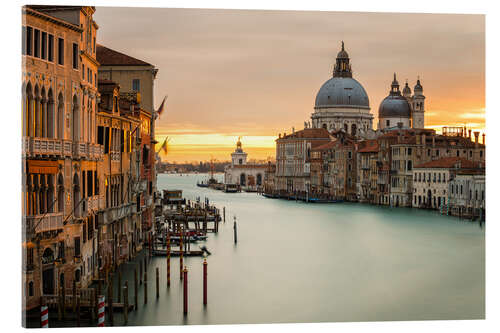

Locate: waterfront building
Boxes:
[378,74,425,130]
[310,42,374,137]
[22,5,101,312]
[412,156,483,210]
[275,128,332,194]
[356,139,379,203]
[224,138,268,191]
[310,141,336,195]
[96,45,158,243]
[263,162,277,194]
[326,131,358,201]
[447,169,485,219]
[96,80,141,272]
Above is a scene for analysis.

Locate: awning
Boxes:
[27,160,58,174]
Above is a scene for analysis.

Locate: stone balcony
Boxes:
[23,136,103,161]
[25,212,64,236]
[100,203,136,225]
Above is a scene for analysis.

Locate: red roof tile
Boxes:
[97,44,152,66]
[414,157,481,169]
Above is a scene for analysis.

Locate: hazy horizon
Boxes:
[94,8,485,163]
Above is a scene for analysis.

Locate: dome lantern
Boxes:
[333,41,352,78]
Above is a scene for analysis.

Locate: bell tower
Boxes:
[231,137,248,167]
[412,78,425,129]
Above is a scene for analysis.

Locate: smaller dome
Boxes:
[379,95,411,118]
[402,81,411,96]
[414,79,423,92]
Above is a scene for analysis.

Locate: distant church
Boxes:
[224,138,268,190]
[307,42,425,135]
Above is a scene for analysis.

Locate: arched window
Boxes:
[34,85,40,137]
[351,124,357,136]
[57,93,64,139]
[322,123,327,130]
[256,174,262,186]
[47,89,55,138]
[344,123,348,132]
[41,87,47,137]
[28,281,34,297]
[240,173,246,186]
[72,95,80,142]
[57,173,64,213]
[73,173,81,218]
[24,83,34,137]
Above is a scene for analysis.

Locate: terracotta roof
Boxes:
[358,139,379,153]
[414,157,481,169]
[279,128,331,140]
[312,140,337,151]
[97,44,152,66]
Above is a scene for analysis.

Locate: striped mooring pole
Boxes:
[167,232,171,288]
[97,295,105,327]
[40,304,49,328]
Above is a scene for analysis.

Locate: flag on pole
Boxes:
[155,95,168,119]
[158,137,169,155]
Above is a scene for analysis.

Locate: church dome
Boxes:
[315,41,370,110]
[315,77,370,109]
[378,95,411,118]
[379,73,411,118]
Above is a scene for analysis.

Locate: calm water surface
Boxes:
[34,173,485,327]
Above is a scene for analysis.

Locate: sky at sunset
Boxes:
[93,8,485,163]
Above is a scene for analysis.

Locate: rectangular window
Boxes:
[58,38,64,65]
[97,126,104,145]
[22,26,26,55]
[72,43,78,69]
[34,29,40,57]
[48,34,54,61]
[82,64,85,79]
[74,237,81,257]
[83,222,87,243]
[58,241,65,259]
[41,32,47,59]
[87,170,93,197]
[104,126,110,153]
[132,79,140,91]
[26,27,33,56]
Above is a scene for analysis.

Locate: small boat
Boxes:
[224,184,239,193]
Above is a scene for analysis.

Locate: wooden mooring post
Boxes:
[233,216,238,244]
[72,280,77,311]
[134,268,138,310]
[118,270,122,303]
[57,287,62,321]
[76,296,81,327]
[108,274,114,326]
[180,231,184,280]
[140,260,143,285]
[144,271,148,304]
[167,233,171,288]
[203,258,207,306]
[156,267,159,299]
[223,207,226,222]
[62,284,66,318]
[123,281,129,325]
[183,267,188,315]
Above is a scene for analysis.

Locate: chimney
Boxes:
[468,129,472,139]
[473,131,479,149]
[292,127,295,134]
[278,133,281,139]
[482,133,485,145]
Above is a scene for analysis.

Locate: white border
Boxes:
[2,0,498,332]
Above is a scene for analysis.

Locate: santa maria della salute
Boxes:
[308,41,425,137]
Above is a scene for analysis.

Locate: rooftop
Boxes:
[414,157,482,169]
[97,44,153,66]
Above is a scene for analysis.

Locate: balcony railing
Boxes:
[26,212,64,235]
[23,137,102,161]
[101,203,135,225]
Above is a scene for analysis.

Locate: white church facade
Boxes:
[224,138,268,191]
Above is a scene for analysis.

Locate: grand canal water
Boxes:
[30,173,485,327]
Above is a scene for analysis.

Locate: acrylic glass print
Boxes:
[21,4,485,328]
